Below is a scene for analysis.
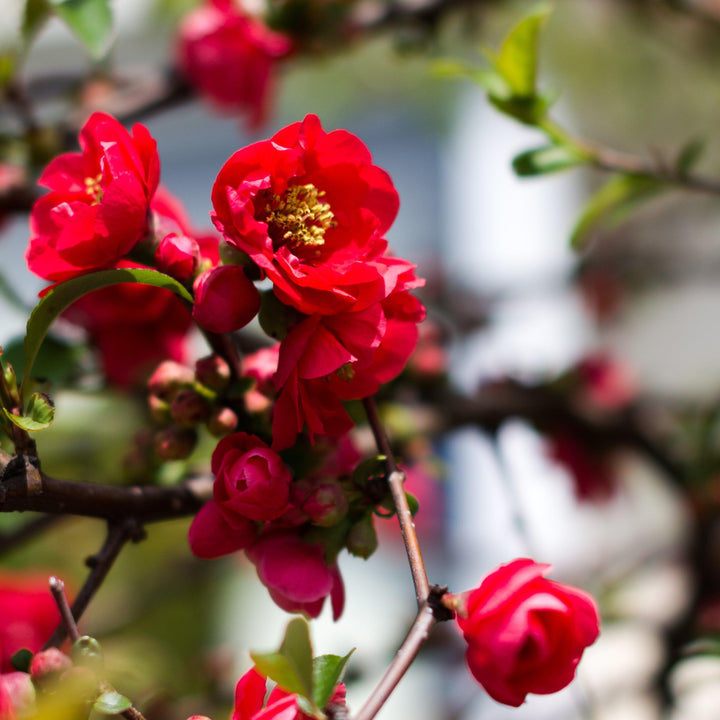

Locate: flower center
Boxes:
[84,174,103,204]
[336,363,355,381]
[265,184,335,252]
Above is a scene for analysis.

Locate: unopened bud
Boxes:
[293,478,348,527]
[155,232,200,282]
[207,407,238,437]
[30,648,73,682]
[0,672,35,716]
[154,427,198,461]
[170,389,210,427]
[195,355,231,393]
[147,361,194,401]
[346,515,378,559]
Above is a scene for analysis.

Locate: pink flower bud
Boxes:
[30,648,73,681]
[154,427,198,460]
[192,265,260,334]
[0,672,35,718]
[148,361,195,401]
[195,355,231,392]
[170,389,211,427]
[453,559,600,707]
[292,478,348,527]
[155,232,201,282]
[207,407,238,437]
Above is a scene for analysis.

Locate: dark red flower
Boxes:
[211,114,401,316]
[177,0,292,129]
[453,559,599,707]
[26,112,160,282]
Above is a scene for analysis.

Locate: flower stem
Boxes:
[362,397,429,606]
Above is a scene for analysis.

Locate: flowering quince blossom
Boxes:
[177,0,293,129]
[0,672,34,720]
[233,666,346,720]
[26,112,160,282]
[451,558,600,707]
[0,572,61,672]
[210,114,425,447]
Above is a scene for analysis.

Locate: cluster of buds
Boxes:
[146,356,239,462]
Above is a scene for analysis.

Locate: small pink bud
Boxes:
[30,648,73,681]
[192,265,260,334]
[296,480,349,527]
[155,427,198,460]
[0,672,35,716]
[195,355,231,392]
[148,361,194,401]
[207,407,238,437]
[186,716,213,720]
[170,389,211,427]
[155,232,201,281]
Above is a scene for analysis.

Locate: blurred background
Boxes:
[3,1,720,718]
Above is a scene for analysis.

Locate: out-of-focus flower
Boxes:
[0,671,35,720]
[246,532,344,620]
[449,558,600,707]
[232,666,346,720]
[576,352,636,411]
[27,112,159,282]
[177,0,292,129]
[0,572,60,673]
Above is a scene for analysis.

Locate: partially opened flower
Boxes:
[27,112,160,282]
[450,558,600,707]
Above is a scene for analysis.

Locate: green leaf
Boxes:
[21,268,192,396]
[570,174,665,250]
[250,619,315,703]
[279,618,314,699]
[50,0,113,60]
[488,92,551,126]
[10,648,33,673]
[512,144,588,177]
[493,4,551,98]
[312,651,354,710]
[3,392,54,432]
[22,0,52,47]
[405,491,419,517]
[430,61,512,99]
[676,138,705,176]
[93,690,132,715]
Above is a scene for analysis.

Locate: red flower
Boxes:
[453,559,599,707]
[0,572,61,672]
[246,532,345,619]
[177,0,292,129]
[63,262,193,389]
[26,112,160,282]
[233,666,346,720]
[211,114,401,317]
[0,672,34,720]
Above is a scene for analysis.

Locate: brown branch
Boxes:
[0,465,212,521]
[352,603,436,720]
[45,519,145,649]
[363,397,429,605]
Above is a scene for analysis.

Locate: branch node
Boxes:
[427,585,455,622]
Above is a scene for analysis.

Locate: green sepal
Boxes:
[50,0,114,60]
[512,144,588,177]
[93,690,132,715]
[10,648,33,673]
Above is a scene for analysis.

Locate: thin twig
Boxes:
[362,397,430,605]
[352,603,436,720]
[44,519,144,649]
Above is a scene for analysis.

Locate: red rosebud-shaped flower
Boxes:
[192,265,260,333]
[177,0,292,129]
[155,232,201,281]
[27,112,160,282]
[0,572,61,672]
[211,114,401,317]
[246,532,345,619]
[233,666,346,720]
[212,432,292,522]
[454,559,599,707]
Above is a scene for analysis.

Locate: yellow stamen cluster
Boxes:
[84,174,103,204]
[336,363,355,381]
[266,184,335,250]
